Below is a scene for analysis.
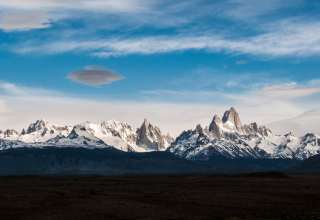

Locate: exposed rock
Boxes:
[209,114,223,138]
[222,107,243,133]
[136,119,167,151]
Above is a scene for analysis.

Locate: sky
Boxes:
[0,0,320,136]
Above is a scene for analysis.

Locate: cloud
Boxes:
[0,10,51,31]
[0,0,152,31]
[68,66,124,86]
[12,18,320,58]
[0,0,298,32]
[0,0,150,12]
[223,0,300,20]
[259,83,320,99]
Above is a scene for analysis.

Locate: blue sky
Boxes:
[0,0,320,134]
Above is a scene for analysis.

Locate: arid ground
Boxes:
[0,174,319,220]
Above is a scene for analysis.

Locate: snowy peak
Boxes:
[17,120,72,143]
[208,108,272,138]
[208,108,245,136]
[21,119,172,152]
[101,120,137,146]
[169,107,320,161]
[136,119,170,151]
[26,120,47,134]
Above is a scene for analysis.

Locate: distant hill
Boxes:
[291,154,320,173]
[0,147,300,175]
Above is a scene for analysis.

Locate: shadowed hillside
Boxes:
[0,147,300,175]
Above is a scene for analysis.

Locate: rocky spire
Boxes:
[195,124,204,134]
[3,129,19,138]
[209,114,223,138]
[26,120,47,134]
[222,107,243,133]
[136,119,166,151]
[243,122,272,137]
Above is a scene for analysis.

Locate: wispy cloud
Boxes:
[0,0,151,12]
[222,0,301,20]
[12,18,320,58]
[68,66,124,86]
[0,0,153,31]
[0,10,51,31]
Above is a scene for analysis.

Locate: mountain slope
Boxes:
[169,107,320,161]
[0,119,173,152]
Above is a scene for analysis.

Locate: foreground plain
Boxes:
[0,175,319,220]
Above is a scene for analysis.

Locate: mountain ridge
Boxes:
[169,107,320,161]
[0,119,173,152]
[0,107,319,162]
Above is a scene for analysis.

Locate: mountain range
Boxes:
[169,107,320,161]
[0,119,173,152]
[0,107,319,174]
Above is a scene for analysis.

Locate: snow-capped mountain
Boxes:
[0,119,173,152]
[19,120,72,143]
[0,109,318,161]
[169,107,320,160]
[136,119,172,151]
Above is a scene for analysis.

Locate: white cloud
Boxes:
[0,0,153,31]
[0,0,150,12]
[0,10,51,31]
[13,19,320,57]
[223,0,300,20]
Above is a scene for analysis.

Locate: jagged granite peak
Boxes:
[209,114,223,138]
[26,120,47,134]
[3,129,19,137]
[169,126,264,160]
[0,129,19,140]
[222,107,243,132]
[101,120,137,144]
[243,123,272,137]
[136,119,168,151]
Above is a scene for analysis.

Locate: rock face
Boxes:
[222,107,244,133]
[209,115,223,138]
[26,120,46,134]
[243,123,272,137]
[1,129,19,139]
[169,107,320,160]
[136,119,169,151]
